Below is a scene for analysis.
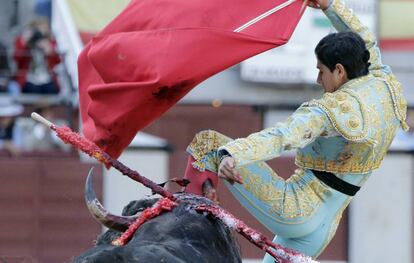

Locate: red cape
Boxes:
[78,0,305,159]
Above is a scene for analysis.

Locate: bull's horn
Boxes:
[85,168,137,232]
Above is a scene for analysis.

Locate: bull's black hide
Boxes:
[74,197,242,263]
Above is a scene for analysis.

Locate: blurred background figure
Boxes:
[14,103,70,152]
[0,41,20,96]
[13,18,61,94]
[0,41,11,93]
[0,99,23,156]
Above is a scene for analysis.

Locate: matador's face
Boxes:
[316,59,348,93]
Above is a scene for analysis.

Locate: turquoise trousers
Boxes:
[187,130,368,259]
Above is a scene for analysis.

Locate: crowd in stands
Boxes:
[0,0,413,156]
[14,18,60,95]
[0,0,71,156]
[0,97,71,156]
[1,17,60,96]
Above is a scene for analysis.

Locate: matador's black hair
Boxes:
[315,31,371,79]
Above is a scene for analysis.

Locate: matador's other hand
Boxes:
[218,156,243,184]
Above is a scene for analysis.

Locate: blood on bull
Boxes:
[74,169,242,263]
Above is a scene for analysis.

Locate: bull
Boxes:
[73,169,242,263]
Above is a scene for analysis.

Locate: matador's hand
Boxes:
[218,157,243,184]
[307,0,330,10]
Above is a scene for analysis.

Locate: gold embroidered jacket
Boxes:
[219,0,408,174]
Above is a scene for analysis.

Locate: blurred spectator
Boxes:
[14,104,70,152]
[13,18,61,94]
[0,101,23,156]
[0,41,20,96]
[0,42,11,93]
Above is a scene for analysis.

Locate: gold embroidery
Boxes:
[329,0,408,132]
[326,98,338,108]
[239,168,328,220]
[384,75,409,131]
[304,76,371,142]
[340,102,352,113]
[347,115,360,129]
[295,153,382,174]
[187,130,230,171]
[309,180,331,200]
[296,113,396,174]
[335,93,347,101]
[296,76,399,174]
[367,104,381,127]
[220,106,328,167]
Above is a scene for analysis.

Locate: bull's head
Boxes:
[75,169,242,263]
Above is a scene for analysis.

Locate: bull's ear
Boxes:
[122,198,159,216]
[84,168,137,231]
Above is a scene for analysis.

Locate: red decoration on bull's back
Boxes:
[49,122,316,262]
